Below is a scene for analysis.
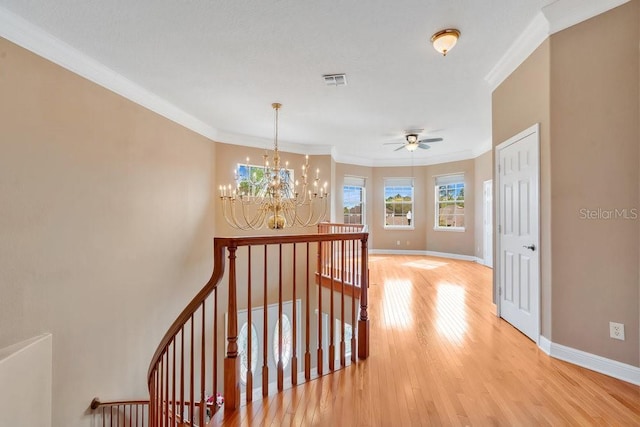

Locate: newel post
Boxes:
[224,244,240,411]
[358,235,370,359]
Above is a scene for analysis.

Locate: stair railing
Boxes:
[90,398,149,427]
[147,226,369,426]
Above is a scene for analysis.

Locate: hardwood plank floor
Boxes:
[217,255,640,426]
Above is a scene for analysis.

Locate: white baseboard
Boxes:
[538,336,552,355]
[369,249,479,263]
[537,338,639,385]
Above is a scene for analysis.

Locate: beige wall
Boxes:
[492,39,552,338]
[0,37,216,426]
[549,2,639,366]
[474,150,493,261]
[492,0,639,367]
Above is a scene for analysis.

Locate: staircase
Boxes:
[91,223,369,427]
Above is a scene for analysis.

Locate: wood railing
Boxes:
[147,225,369,426]
[317,223,368,298]
[90,398,149,427]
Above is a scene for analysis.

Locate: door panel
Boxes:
[497,125,540,342]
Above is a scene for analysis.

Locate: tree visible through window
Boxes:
[343,176,365,224]
[384,178,413,227]
[435,174,465,229]
[236,163,294,198]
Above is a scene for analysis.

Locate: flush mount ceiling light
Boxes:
[431,29,460,56]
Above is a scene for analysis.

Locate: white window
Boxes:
[236,163,295,198]
[384,178,414,228]
[435,174,465,231]
[343,176,365,225]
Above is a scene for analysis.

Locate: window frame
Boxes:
[236,163,295,198]
[343,176,366,225]
[383,177,414,230]
[434,174,466,232]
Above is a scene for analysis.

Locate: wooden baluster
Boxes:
[329,240,336,371]
[246,246,253,403]
[358,236,370,359]
[224,244,240,411]
[262,245,269,396]
[172,340,176,427]
[351,239,357,363]
[291,243,298,386]
[213,287,218,412]
[190,314,195,423]
[160,356,164,427]
[277,243,284,391]
[147,376,152,427]
[180,326,184,426]
[199,302,206,427]
[317,240,323,375]
[165,350,169,427]
[304,242,311,380]
[340,239,346,367]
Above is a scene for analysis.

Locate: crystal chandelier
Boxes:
[219,103,329,230]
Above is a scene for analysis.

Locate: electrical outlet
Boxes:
[609,322,625,341]
[396,240,400,246]
[406,240,410,246]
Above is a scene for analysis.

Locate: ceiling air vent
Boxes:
[323,73,347,86]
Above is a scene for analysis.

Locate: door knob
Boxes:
[523,244,536,251]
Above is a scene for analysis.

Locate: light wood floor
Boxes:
[217,255,640,426]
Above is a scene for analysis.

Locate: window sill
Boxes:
[433,227,465,232]
[384,225,415,230]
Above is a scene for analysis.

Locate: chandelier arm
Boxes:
[222,199,250,230]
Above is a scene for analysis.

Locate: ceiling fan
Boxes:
[384,131,444,152]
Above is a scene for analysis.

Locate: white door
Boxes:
[483,180,493,267]
[496,124,540,343]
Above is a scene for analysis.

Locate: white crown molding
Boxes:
[0,6,219,142]
[485,12,550,90]
[214,130,333,157]
[485,0,630,90]
[542,0,630,34]
[471,141,493,158]
[368,148,479,168]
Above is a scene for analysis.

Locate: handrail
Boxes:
[147,227,369,424]
[90,398,149,410]
[147,231,367,382]
[147,240,227,383]
[90,398,149,427]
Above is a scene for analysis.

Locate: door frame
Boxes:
[483,179,493,268]
[494,123,541,343]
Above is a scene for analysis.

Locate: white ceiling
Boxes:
[0,0,628,166]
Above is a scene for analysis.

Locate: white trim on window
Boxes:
[383,177,414,230]
[434,173,465,231]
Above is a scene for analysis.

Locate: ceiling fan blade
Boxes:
[419,137,443,143]
[383,142,404,145]
[418,143,431,150]
[394,145,406,151]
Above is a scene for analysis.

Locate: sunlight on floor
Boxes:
[382,279,413,329]
[436,283,467,344]
[403,259,448,270]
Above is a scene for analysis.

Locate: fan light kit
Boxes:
[431,29,460,56]
[384,131,444,152]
